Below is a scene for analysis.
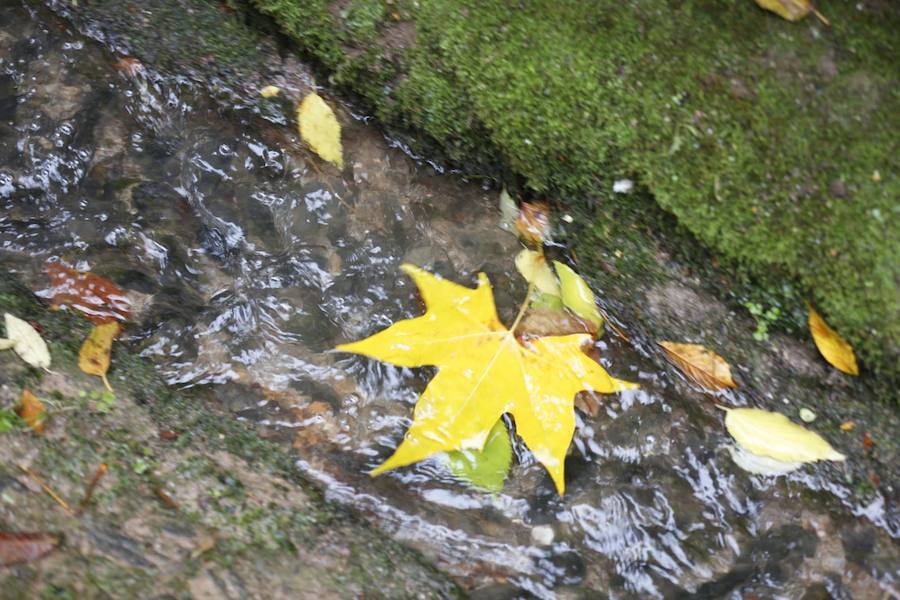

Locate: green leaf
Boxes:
[446,419,512,492]
[553,262,603,331]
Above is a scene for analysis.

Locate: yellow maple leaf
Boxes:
[297,92,344,169]
[808,307,858,375]
[337,264,636,494]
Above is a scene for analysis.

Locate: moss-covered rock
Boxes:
[247,0,899,376]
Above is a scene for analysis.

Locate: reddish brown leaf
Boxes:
[39,261,130,324]
[515,201,551,245]
[0,532,60,566]
[16,389,45,434]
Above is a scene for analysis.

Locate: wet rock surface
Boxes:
[0,1,898,598]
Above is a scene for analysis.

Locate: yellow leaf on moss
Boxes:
[722,407,846,463]
[515,250,561,298]
[754,0,811,21]
[17,389,45,434]
[808,307,858,375]
[337,264,635,494]
[2,313,50,369]
[79,322,121,391]
[297,92,343,168]
[553,262,603,331]
[658,342,736,390]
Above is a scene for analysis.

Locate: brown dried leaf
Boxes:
[516,308,595,339]
[0,532,60,566]
[515,201,551,245]
[658,341,736,390]
[16,389,45,434]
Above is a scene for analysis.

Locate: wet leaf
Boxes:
[553,262,603,331]
[447,420,512,492]
[515,201,551,245]
[726,444,803,476]
[0,532,60,566]
[754,0,829,24]
[808,307,858,375]
[720,406,846,464]
[515,250,561,298]
[40,262,131,324]
[2,313,51,369]
[498,188,518,231]
[337,264,636,494]
[16,389,45,434]
[516,308,594,339]
[658,342,736,390]
[259,85,281,98]
[297,92,343,168]
[78,322,121,391]
[839,420,856,432]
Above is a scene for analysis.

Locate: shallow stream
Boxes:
[1,2,897,597]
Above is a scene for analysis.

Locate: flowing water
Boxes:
[1,2,897,598]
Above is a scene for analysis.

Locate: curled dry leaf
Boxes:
[721,406,846,464]
[515,250,561,298]
[0,532,60,566]
[553,262,603,331]
[808,307,858,375]
[40,261,131,324]
[515,201,551,245]
[17,389,45,434]
[337,264,636,494]
[658,342,736,390]
[79,322,121,391]
[2,313,51,369]
[297,92,344,168]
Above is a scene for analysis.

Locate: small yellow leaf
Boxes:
[515,250,561,298]
[78,322,121,391]
[722,407,846,463]
[259,85,281,98]
[658,342,736,390]
[552,262,603,330]
[3,314,51,369]
[808,307,858,375]
[754,0,811,21]
[297,92,343,168]
[17,389,46,434]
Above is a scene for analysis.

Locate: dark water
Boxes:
[1,3,897,598]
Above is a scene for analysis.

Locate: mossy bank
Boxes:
[246,0,899,378]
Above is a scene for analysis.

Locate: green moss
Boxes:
[251,0,899,376]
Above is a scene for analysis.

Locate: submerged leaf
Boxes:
[40,261,131,324]
[17,389,45,434]
[79,322,121,391]
[2,314,51,369]
[259,85,281,98]
[808,307,858,375]
[447,420,512,492]
[553,262,603,331]
[726,444,803,476]
[515,250,561,298]
[297,92,344,168]
[658,342,736,390]
[337,264,635,494]
[498,188,518,231]
[721,406,846,463]
[0,532,60,566]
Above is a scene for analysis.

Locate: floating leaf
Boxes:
[721,406,846,463]
[78,322,121,391]
[658,342,736,390]
[39,262,131,324]
[337,264,635,494]
[16,389,45,434]
[2,314,50,369]
[553,262,603,331]
[259,85,281,98]
[515,250,561,298]
[447,419,512,492]
[808,307,858,375]
[515,201,551,245]
[517,307,594,339]
[0,532,60,566]
[726,444,803,476]
[297,92,343,168]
